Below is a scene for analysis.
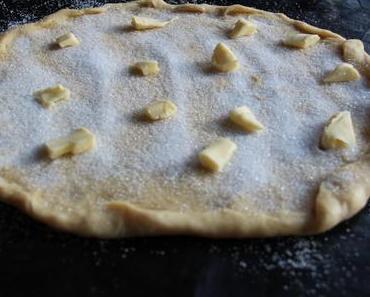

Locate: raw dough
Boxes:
[0,0,369,238]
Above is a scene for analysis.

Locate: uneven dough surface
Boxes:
[0,0,369,238]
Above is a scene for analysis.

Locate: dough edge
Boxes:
[0,0,369,238]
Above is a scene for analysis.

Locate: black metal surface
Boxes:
[0,1,370,296]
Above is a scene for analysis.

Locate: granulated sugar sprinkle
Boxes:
[0,3,369,216]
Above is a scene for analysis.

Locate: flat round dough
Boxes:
[0,0,369,238]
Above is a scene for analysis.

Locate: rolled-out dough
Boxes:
[0,0,369,238]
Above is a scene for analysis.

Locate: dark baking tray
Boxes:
[0,1,369,296]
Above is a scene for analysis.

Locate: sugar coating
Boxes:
[0,5,369,215]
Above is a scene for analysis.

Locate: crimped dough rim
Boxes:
[0,0,369,238]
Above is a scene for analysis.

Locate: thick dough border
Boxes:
[0,0,369,238]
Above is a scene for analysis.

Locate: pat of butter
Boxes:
[229,106,264,133]
[323,63,360,83]
[321,111,356,150]
[211,42,239,72]
[342,39,365,65]
[229,19,257,39]
[56,32,80,48]
[144,100,177,120]
[46,128,96,159]
[198,138,237,172]
[33,84,70,108]
[133,60,160,76]
[131,16,172,30]
[283,33,320,49]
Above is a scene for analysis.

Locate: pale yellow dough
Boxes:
[0,0,369,238]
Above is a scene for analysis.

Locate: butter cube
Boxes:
[283,33,320,49]
[46,128,96,159]
[212,43,239,72]
[144,100,177,120]
[342,39,365,65]
[229,106,264,132]
[198,138,237,172]
[131,16,171,30]
[323,63,360,83]
[321,111,356,150]
[33,84,70,108]
[133,60,160,76]
[56,32,80,48]
[229,19,257,39]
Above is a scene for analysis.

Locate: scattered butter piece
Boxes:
[133,60,160,76]
[33,84,70,108]
[131,16,172,30]
[283,33,320,49]
[323,63,360,83]
[212,43,239,72]
[45,128,96,159]
[229,19,257,39]
[342,39,365,65]
[56,32,80,48]
[144,100,177,120]
[321,111,356,150]
[229,106,264,133]
[199,138,237,172]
